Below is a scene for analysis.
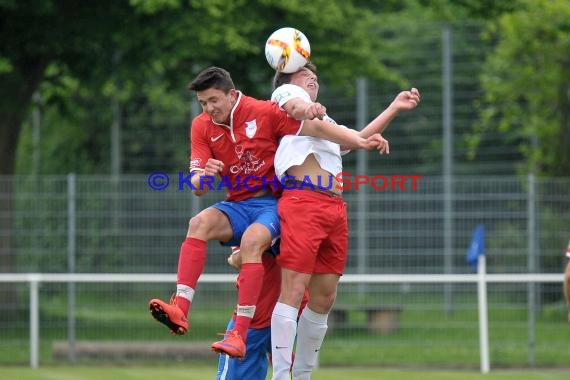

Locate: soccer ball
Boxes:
[265,27,311,74]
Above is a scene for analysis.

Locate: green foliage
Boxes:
[419,0,520,21]
[472,0,570,176]
[0,56,12,73]
[4,0,567,176]
[6,0,414,175]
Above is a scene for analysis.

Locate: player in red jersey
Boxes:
[216,247,280,380]
[148,66,385,359]
[216,247,309,380]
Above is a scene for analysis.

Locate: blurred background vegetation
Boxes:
[1,0,569,177]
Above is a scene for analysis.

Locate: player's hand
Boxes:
[375,134,390,155]
[391,87,421,112]
[227,252,241,269]
[360,134,386,152]
[305,102,327,120]
[204,158,224,176]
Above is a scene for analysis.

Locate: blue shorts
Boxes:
[211,195,280,250]
[216,319,271,380]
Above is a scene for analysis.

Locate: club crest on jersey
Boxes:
[245,120,257,139]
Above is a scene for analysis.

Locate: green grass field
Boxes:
[0,366,569,380]
[3,284,569,368]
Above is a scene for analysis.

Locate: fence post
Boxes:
[356,77,368,297]
[29,276,39,369]
[442,23,455,316]
[67,173,77,363]
[477,256,490,373]
[527,173,537,366]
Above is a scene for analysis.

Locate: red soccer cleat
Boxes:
[148,296,189,336]
[211,330,246,358]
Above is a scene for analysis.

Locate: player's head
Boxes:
[189,67,238,124]
[273,62,319,102]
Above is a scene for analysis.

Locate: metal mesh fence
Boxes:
[0,175,569,368]
[3,175,569,275]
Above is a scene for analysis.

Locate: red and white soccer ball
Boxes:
[265,27,311,74]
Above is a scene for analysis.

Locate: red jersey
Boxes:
[189,92,303,202]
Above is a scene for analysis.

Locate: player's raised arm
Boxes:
[300,118,380,151]
[282,97,326,120]
[357,88,421,139]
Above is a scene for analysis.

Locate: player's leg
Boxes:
[217,324,271,380]
[149,207,233,335]
[291,273,339,379]
[272,190,325,380]
[212,197,279,358]
[216,319,236,380]
[292,198,348,379]
[271,268,310,380]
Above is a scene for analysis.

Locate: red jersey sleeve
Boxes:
[268,102,304,138]
[189,118,212,172]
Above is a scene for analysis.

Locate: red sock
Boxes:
[176,237,206,315]
[233,262,264,341]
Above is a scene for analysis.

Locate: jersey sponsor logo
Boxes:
[230,145,265,175]
[211,133,224,142]
[245,119,257,139]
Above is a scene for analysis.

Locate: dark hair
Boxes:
[188,67,235,93]
[272,62,317,90]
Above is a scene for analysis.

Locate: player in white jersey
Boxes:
[270,62,421,380]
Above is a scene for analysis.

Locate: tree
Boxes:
[1,0,405,177]
[2,0,414,284]
[472,0,570,176]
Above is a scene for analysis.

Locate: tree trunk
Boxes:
[0,58,48,313]
[556,58,570,176]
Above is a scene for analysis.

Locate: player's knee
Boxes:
[281,283,307,308]
[309,291,337,313]
[187,214,212,236]
[239,235,270,260]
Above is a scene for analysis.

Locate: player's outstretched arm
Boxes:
[358,88,421,139]
[282,98,326,120]
[300,118,377,150]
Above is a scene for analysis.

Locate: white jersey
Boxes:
[273,84,347,179]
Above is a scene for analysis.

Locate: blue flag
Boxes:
[466,224,485,270]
